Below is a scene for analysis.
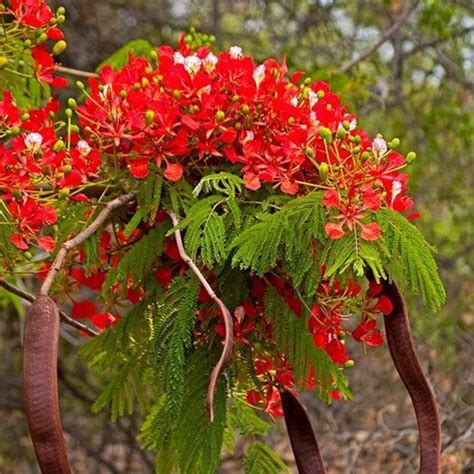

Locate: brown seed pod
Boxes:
[23,295,71,473]
[281,390,326,474]
[381,279,441,474]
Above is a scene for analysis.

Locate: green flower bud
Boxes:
[288,116,295,124]
[65,108,73,118]
[234,122,242,131]
[342,120,351,130]
[318,162,329,181]
[232,95,240,103]
[406,151,416,163]
[36,32,48,44]
[305,147,315,158]
[24,251,33,261]
[119,90,127,98]
[76,80,85,90]
[56,14,66,23]
[150,50,158,61]
[145,109,155,124]
[67,98,77,109]
[12,189,22,200]
[337,127,346,139]
[361,151,370,162]
[53,140,65,152]
[173,89,181,99]
[52,40,67,56]
[344,359,355,369]
[63,164,72,174]
[56,6,66,15]
[319,126,333,143]
[192,105,199,113]
[215,110,225,122]
[23,39,32,48]
[9,126,21,136]
[241,104,250,115]
[21,112,30,121]
[389,138,400,149]
[352,146,361,155]
[58,188,70,199]
[0,56,9,69]
[133,82,141,90]
[317,89,325,99]
[69,125,80,133]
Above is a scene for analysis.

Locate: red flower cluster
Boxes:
[1,1,67,88]
[76,37,415,242]
[0,93,101,251]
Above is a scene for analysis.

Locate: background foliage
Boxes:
[1,0,472,472]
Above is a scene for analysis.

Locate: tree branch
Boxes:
[340,0,420,73]
[0,278,98,337]
[57,65,99,79]
[166,210,234,422]
[40,193,136,296]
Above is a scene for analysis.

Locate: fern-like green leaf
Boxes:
[378,209,446,312]
[244,442,289,474]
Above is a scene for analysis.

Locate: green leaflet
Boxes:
[377,209,446,312]
[230,192,325,291]
[140,348,227,474]
[244,442,290,474]
[102,224,168,299]
[96,39,154,71]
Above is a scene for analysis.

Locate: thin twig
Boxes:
[0,278,98,336]
[57,65,99,79]
[166,210,234,422]
[40,193,135,296]
[340,1,419,73]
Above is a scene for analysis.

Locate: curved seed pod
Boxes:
[23,295,71,473]
[281,390,326,474]
[380,279,441,474]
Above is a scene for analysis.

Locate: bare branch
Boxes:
[57,65,99,79]
[340,1,420,73]
[166,210,234,422]
[0,278,98,337]
[40,193,136,296]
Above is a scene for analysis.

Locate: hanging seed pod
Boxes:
[281,390,326,474]
[23,295,71,474]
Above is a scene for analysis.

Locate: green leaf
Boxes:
[96,39,154,71]
[244,442,289,474]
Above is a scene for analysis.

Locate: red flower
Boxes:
[72,300,97,320]
[10,0,54,29]
[352,319,384,347]
[31,45,68,89]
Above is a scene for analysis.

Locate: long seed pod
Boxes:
[281,390,326,474]
[23,295,71,473]
[380,278,441,473]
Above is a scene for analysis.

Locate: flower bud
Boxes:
[406,151,416,163]
[24,39,32,48]
[12,190,22,201]
[21,112,30,121]
[65,108,73,118]
[53,139,65,152]
[56,6,66,15]
[119,90,127,98]
[232,95,240,103]
[319,126,333,143]
[57,15,66,23]
[133,82,141,90]
[36,32,48,44]
[337,127,346,139]
[52,40,67,56]
[63,164,72,174]
[145,109,155,124]
[67,98,77,109]
[344,359,355,368]
[234,122,242,131]
[318,162,329,181]
[69,125,80,133]
[58,188,70,199]
[0,56,8,69]
[24,251,33,261]
[173,90,181,99]
[9,126,21,136]
[305,147,314,158]
[317,89,325,99]
[192,105,199,113]
[352,146,360,155]
[150,50,158,61]
[215,110,225,122]
[76,80,85,90]
[361,151,370,162]
[389,138,400,149]
[241,104,250,115]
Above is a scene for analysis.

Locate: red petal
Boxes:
[10,234,29,250]
[72,300,97,320]
[128,159,150,179]
[164,162,183,181]
[36,236,55,252]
